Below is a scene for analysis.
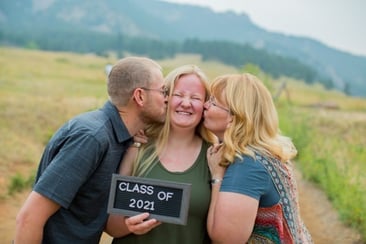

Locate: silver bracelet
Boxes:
[209,178,222,184]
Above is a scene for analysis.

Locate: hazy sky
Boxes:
[161,0,366,57]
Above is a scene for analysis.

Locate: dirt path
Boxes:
[1,169,363,243]
[295,169,363,243]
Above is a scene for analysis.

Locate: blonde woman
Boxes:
[106,65,216,243]
[204,73,313,243]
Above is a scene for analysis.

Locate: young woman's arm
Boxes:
[105,131,160,237]
[104,146,139,237]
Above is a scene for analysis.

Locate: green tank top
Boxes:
[112,141,211,244]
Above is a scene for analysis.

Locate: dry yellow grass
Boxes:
[280,76,366,111]
[0,48,109,196]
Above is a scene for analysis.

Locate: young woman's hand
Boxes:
[125,213,161,235]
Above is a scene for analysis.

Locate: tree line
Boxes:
[0,28,333,89]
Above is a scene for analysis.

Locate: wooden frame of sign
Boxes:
[108,174,192,225]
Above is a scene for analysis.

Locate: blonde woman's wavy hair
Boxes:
[211,73,297,166]
[132,65,217,176]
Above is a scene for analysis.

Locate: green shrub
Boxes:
[8,173,34,195]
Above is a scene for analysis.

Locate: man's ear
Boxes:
[132,88,144,106]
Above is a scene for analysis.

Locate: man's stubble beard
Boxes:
[140,102,166,125]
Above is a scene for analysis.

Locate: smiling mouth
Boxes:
[176,111,192,115]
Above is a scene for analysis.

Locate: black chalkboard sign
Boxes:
[107,174,192,225]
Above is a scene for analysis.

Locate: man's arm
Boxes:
[15,191,60,244]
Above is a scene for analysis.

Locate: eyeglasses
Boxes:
[206,96,230,113]
[141,87,169,97]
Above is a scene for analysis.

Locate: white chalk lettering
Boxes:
[157,191,174,201]
[129,199,155,211]
[118,182,154,195]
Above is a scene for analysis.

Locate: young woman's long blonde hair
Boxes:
[211,73,297,166]
[132,65,216,176]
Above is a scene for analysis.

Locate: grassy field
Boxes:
[1,47,366,241]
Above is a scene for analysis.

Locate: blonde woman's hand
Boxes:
[207,143,225,179]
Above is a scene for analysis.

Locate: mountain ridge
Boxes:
[1,0,365,96]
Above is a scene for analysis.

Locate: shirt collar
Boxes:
[102,101,133,144]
